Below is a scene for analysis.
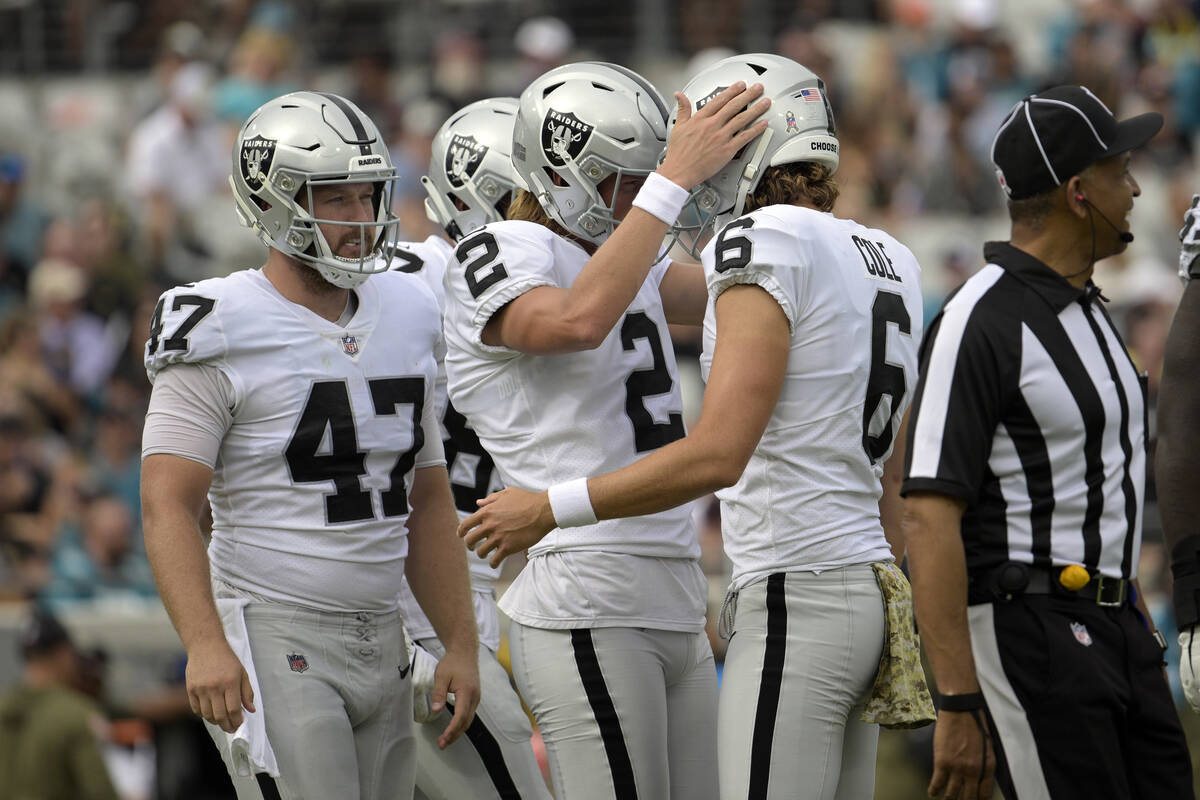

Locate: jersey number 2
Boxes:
[621,312,685,452]
[285,378,425,525]
[863,291,912,463]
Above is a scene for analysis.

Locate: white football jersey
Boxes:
[700,205,924,590]
[388,236,504,647]
[443,220,697,561]
[145,268,443,612]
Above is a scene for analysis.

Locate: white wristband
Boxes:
[632,172,690,225]
[547,478,598,528]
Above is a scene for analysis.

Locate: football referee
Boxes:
[901,85,1192,800]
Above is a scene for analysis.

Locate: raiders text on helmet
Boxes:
[422,97,521,242]
[511,62,669,245]
[229,91,401,288]
[671,54,840,256]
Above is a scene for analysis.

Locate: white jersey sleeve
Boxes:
[441,221,559,352]
[704,213,809,332]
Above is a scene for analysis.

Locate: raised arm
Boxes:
[483,84,769,354]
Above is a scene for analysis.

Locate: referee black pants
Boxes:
[966,595,1192,799]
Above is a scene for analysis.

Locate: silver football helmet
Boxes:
[229,91,401,288]
[512,62,669,245]
[422,97,521,242]
[672,53,839,255]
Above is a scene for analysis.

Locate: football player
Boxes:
[440,62,768,799]
[140,91,480,800]
[1162,195,1200,713]
[389,97,552,800]
[459,54,925,799]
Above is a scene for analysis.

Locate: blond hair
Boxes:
[505,189,573,239]
[744,162,839,214]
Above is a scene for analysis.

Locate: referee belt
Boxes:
[967,562,1129,607]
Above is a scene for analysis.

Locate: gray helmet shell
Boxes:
[422,97,521,242]
[512,62,669,245]
[672,54,839,254]
[229,91,401,288]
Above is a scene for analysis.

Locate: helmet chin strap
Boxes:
[731,129,775,219]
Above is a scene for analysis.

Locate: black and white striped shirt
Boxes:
[902,241,1147,580]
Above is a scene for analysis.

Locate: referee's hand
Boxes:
[928,709,995,800]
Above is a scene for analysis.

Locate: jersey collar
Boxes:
[983,240,1098,312]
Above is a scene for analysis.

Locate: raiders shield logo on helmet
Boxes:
[445,134,487,188]
[241,135,276,191]
[542,109,593,167]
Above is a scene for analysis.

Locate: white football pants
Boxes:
[206,589,415,800]
[509,624,719,800]
[411,637,552,800]
[718,566,885,800]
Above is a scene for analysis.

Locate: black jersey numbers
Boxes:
[862,290,912,463]
[285,378,425,525]
[714,217,755,273]
[621,312,685,452]
[147,294,216,355]
[388,245,425,273]
[443,401,499,515]
[456,231,508,298]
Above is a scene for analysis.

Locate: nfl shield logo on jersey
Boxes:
[287,653,309,673]
[340,334,359,356]
[1070,622,1093,647]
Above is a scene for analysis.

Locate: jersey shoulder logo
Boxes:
[446,134,487,187]
[241,136,276,191]
[542,109,592,166]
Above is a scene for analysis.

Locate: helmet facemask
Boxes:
[230,91,403,288]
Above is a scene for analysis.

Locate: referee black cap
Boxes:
[990,85,1162,200]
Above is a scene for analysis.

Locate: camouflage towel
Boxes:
[860,561,936,730]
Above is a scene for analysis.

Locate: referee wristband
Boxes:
[632,172,690,225]
[935,691,986,712]
[547,478,598,528]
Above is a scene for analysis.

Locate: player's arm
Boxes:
[902,490,994,800]
[405,464,480,749]
[879,410,912,562]
[461,283,788,564]
[483,84,769,355]
[1161,200,1200,709]
[141,364,254,734]
[142,454,254,734]
[658,261,708,325]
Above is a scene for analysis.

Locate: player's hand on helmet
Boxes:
[186,638,255,734]
[408,638,442,724]
[658,82,771,191]
[1179,194,1200,284]
[1179,625,1200,712]
[458,487,556,569]
[928,709,995,800]
[431,644,480,750]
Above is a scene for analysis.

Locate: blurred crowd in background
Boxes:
[0,0,1198,797]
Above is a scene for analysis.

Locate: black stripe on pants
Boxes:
[255,773,283,800]
[571,628,638,799]
[749,572,788,799]
[445,700,523,799]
